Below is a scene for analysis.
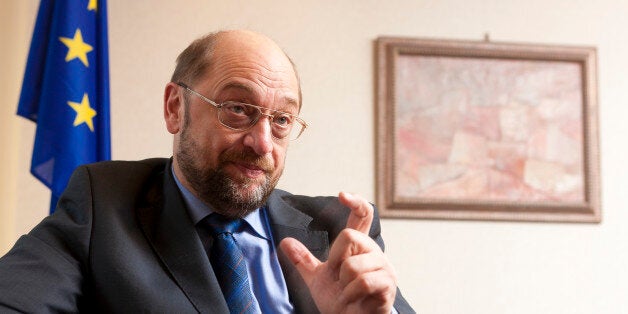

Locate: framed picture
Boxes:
[375,36,600,222]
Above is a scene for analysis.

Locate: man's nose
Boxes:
[243,115,274,155]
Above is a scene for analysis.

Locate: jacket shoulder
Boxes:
[81,158,169,175]
[74,158,168,191]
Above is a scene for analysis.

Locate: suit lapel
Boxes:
[136,161,228,313]
[135,165,330,313]
[266,191,329,314]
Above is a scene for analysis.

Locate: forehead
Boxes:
[220,80,299,108]
[202,33,300,108]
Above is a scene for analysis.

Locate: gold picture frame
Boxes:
[375,36,600,222]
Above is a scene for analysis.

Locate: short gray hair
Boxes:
[170,32,219,86]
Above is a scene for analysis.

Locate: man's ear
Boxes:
[164,82,184,134]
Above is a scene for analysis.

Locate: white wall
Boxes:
[4,1,628,313]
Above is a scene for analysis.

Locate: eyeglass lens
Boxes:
[219,101,303,140]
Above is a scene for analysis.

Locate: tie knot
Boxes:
[203,214,243,235]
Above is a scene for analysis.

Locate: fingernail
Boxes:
[341,191,354,200]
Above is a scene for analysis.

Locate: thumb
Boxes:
[279,237,321,284]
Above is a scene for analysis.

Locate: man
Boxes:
[0,30,414,313]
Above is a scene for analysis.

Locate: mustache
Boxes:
[219,149,274,172]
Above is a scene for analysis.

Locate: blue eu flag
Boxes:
[17,0,111,213]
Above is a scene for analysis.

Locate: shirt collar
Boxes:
[171,165,268,240]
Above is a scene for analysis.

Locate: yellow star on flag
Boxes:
[88,0,97,11]
[68,93,97,132]
[59,29,93,67]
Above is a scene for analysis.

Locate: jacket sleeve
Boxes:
[371,205,416,314]
[0,166,94,313]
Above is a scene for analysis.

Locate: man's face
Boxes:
[171,32,300,218]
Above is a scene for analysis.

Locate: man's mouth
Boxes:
[219,148,274,180]
[232,162,267,178]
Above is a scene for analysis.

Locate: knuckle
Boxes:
[355,273,377,292]
[336,228,356,243]
[338,228,360,240]
[340,258,362,280]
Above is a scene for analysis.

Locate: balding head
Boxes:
[171,30,301,107]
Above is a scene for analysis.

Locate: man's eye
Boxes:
[224,102,250,115]
[274,114,293,126]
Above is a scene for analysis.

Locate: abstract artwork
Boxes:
[375,37,600,222]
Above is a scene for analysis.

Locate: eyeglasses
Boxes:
[177,82,307,141]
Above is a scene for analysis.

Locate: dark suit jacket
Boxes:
[0,158,414,313]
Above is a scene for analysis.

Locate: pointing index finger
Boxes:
[339,192,374,234]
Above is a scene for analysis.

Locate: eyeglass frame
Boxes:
[176,82,308,141]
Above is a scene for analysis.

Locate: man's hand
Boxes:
[279,192,397,314]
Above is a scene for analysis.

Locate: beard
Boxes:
[176,114,282,219]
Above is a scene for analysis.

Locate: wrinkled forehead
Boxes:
[207,33,301,105]
[220,81,299,110]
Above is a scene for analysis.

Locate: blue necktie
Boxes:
[204,214,259,314]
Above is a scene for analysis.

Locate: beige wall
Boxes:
[4,0,628,313]
[0,1,38,253]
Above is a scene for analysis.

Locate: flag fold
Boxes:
[17,0,111,213]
